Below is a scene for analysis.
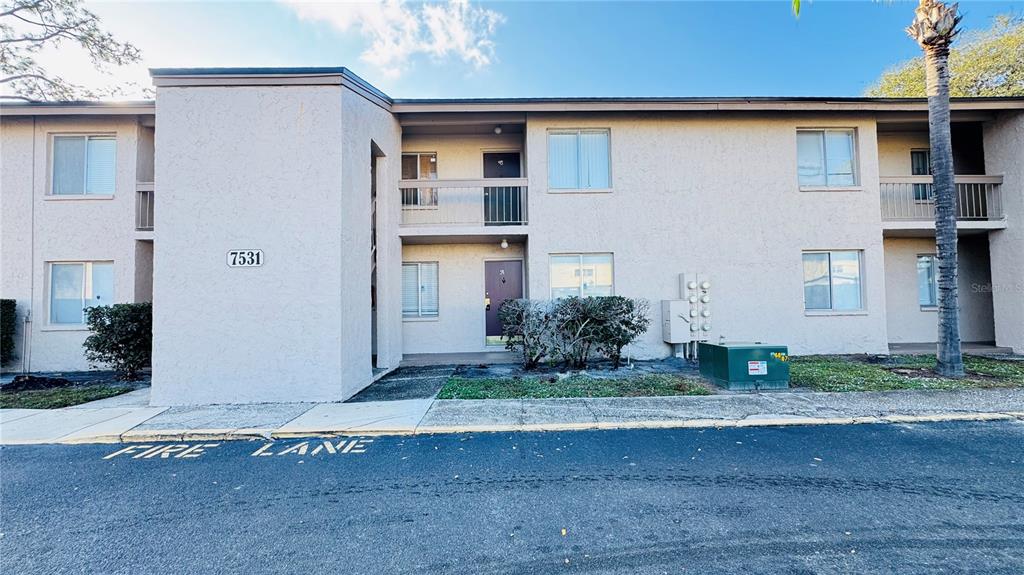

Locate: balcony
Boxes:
[879,176,1005,234]
[136,182,154,231]
[400,178,528,228]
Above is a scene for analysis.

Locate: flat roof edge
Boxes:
[148,67,392,105]
[0,101,155,116]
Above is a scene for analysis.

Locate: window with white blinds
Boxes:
[49,261,114,324]
[52,135,116,195]
[548,129,610,190]
[402,262,439,318]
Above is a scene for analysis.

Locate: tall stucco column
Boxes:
[985,112,1024,353]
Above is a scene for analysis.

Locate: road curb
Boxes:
[18,410,1022,445]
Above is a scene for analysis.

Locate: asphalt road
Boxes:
[2,421,1023,574]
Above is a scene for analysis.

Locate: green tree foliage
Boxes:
[1,299,16,367]
[83,303,152,380]
[867,15,1024,97]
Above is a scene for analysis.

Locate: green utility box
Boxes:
[698,342,790,391]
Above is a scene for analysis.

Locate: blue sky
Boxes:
[69,1,1024,99]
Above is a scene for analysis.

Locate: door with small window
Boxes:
[483,152,523,225]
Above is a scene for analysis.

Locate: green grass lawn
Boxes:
[438,373,712,400]
[790,355,1024,392]
[0,384,135,409]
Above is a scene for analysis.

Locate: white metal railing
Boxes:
[879,176,1004,221]
[136,183,154,231]
[400,178,528,227]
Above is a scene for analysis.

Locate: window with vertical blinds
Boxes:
[52,135,116,195]
[547,129,610,190]
[402,262,439,318]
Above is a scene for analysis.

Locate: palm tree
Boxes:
[907,0,964,377]
[793,0,966,376]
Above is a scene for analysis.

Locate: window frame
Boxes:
[546,128,612,192]
[910,148,933,202]
[400,152,438,208]
[548,252,615,299]
[796,128,860,190]
[916,253,938,310]
[48,133,117,198]
[801,250,865,313]
[46,260,114,327]
[402,261,440,320]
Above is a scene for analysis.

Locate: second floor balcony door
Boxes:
[483,152,523,226]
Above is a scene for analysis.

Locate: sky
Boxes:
[33,0,1024,99]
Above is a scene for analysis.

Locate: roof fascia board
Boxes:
[391,99,1024,114]
[0,103,155,117]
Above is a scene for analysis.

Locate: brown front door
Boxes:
[484,260,524,338]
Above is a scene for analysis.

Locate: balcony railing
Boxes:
[880,176,1004,221]
[136,183,154,231]
[400,178,528,227]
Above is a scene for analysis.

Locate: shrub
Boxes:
[83,303,152,380]
[594,296,651,369]
[550,296,606,369]
[499,296,653,371]
[1,299,16,367]
[499,299,554,370]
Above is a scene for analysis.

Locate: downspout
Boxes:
[23,116,36,373]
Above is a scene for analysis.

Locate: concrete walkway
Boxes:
[3,386,1024,445]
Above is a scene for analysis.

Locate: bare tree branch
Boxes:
[0,0,142,101]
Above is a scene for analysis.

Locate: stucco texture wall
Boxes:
[877,131,929,176]
[883,236,994,343]
[984,111,1024,353]
[1,116,142,372]
[523,112,890,357]
[340,87,402,392]
[401,242,524,354]
[152,85,351,405]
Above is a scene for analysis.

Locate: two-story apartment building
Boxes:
[2,67,1022,405]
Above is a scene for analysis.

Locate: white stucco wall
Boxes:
[877,131,929,176]
[340,88,403,386]
[401,242,524,354]
[984,111,1024,353]
[151,85,352,405]
[1,116,144,372]
[883,236,994,343]
[523,112,890,357]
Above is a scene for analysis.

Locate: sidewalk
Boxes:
[3,385,1024,445]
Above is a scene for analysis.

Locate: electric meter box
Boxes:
[698,342,790,391]
[661,300,689,343]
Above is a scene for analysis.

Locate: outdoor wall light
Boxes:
[494,126,503,135]
[500,239,509,249]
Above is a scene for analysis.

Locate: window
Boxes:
[52,135,116,195]
[911,149,932,201]
[402,262,439,318]
[917,255,938,308]
[401,153,437,207]
[802,251,863,311]
[550,254,613,298]
[49,261,113,324]
[796,129,857,188]
[548,129,610,190]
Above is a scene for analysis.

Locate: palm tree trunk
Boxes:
[924,44,964,377]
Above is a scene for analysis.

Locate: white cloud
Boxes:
[283,0,505,77]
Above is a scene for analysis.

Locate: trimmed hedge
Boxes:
[499,296,651,370]
[83,303,152,380]
[1,299,16,367]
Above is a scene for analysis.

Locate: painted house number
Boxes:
[227,250,263,267]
